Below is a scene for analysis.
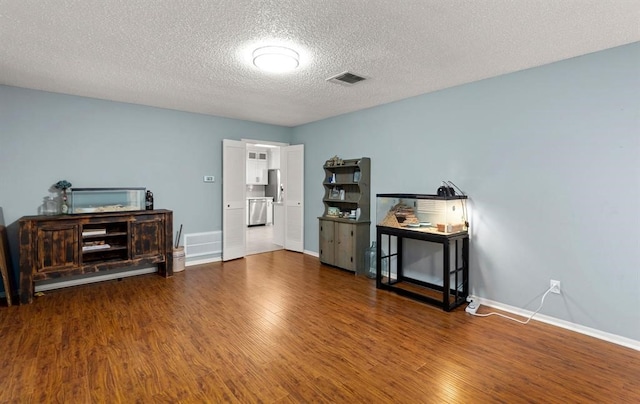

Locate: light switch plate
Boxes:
[203,175,215,183]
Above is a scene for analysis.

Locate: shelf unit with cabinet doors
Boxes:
[318,157,370,273]
[18,210,173,304]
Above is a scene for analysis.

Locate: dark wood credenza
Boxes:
[19,209,173,304]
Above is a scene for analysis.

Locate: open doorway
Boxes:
[222,139,304,261]
[245,141,283,255]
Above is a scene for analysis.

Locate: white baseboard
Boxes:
[185,250,312,267]
[474,296,640,351]
[185,256,221,266]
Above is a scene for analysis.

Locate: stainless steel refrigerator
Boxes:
[265,169,282,202]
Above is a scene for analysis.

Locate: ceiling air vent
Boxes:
[327,71,367,85]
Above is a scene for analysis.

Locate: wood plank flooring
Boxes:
[1,250,638,403]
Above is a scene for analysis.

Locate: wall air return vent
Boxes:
[327,71,367,85]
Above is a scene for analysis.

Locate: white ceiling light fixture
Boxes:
[252,46,299,73]
[253,143,278,148]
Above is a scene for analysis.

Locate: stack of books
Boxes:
[82,240,110,252]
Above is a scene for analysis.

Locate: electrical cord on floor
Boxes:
[469,286,554,325]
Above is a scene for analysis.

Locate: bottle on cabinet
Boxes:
[145,190,154,210]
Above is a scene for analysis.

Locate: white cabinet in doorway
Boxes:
[246,149,268,185]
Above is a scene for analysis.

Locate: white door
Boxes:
[282,144,304,252]
[222,139,246,261]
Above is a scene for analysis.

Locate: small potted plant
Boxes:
[54,180,72,214]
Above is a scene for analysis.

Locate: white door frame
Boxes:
[222,139,304,258]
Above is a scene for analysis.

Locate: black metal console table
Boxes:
[376,225,469,311]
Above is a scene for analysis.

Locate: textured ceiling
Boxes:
[1,1,638,127]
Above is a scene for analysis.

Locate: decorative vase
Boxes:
[364,241,389,279]
[60,190,69,214]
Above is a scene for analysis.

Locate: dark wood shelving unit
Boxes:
[19,209,173,304]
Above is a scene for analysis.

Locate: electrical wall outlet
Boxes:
[203,175,215,183]
[550,280,561,294]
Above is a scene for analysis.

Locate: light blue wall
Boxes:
[0,86,292,288]
[293,43,640,341]
[1,43,638,341]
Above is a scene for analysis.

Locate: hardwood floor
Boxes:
[1,250,638,403]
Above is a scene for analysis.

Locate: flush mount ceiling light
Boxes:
[252,46,299,73]
[253,143,278,148]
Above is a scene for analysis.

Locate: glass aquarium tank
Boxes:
[376,193,468,234]
[70,188,146,214]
